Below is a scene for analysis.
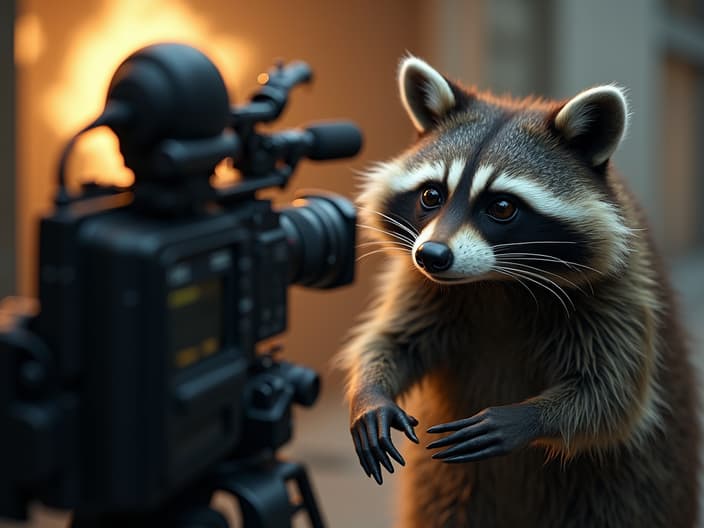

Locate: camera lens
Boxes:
[278,192,356,289]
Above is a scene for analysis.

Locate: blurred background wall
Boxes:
[0,0,15,298]
[2,0,703,527]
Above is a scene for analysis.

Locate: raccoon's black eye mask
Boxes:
[417,180,521,225]
[413,182,524,232]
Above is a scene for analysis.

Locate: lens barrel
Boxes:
[279,193,356,289]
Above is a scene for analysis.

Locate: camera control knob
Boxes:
[251,377,284,410]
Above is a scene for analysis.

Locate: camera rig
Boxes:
[0,43,362,527]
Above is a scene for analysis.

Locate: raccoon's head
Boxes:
[358,56,633,290]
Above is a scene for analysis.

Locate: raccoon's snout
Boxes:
[415,242,453,272]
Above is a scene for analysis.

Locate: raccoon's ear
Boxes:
[399,56,466,134]
[554,85,629,167]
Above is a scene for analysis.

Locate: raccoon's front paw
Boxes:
[426,404,540,463]
[349,390,419,485]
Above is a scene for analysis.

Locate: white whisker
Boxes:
[496,253,598,295]
[356,248,411,262]
[495,259,584,293]
[358,207,419,239]
[494,265,573,316]
[357,240,414,250]
[493,252,602,274]
[491,241,577,250]
[356,223,416,246]
[492,266,539,310]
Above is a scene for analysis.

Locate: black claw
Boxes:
[350,396,421,482]
[355,426,375,478]
[360,460,371,477]
[381,437,405,466]
[370,460,383,484]
[427,415,479,434]
[440,445,504,464]
[402,421,419,443]
[352,430,371,477]
[427,422,491,451]
[426,437,451,450]
[376,449,394,473]
[441,455,471,464]
[427,404,540,465]
[362,455,374,477]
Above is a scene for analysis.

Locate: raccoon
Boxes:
[338,56,700,527]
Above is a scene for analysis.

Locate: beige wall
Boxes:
[662,57,699,256]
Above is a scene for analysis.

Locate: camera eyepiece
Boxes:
[106,43,230,147]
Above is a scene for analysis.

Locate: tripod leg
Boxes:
[276,462,325,528]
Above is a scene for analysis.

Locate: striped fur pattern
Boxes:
[340,56,699,527]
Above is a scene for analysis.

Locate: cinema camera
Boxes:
[0,43,362,527]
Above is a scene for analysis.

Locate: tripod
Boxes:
[65,352,329,528]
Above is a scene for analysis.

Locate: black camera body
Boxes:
[0,43,360,526]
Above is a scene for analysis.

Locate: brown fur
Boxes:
[339,66,700,527]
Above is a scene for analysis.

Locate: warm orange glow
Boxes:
[39,0,252,188]
[45,0,251,136]
[70,129,135,189]
[211,157,241,189]
[257,72,270,85]
[14,13,45,66]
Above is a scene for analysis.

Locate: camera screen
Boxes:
[168,278,223,370]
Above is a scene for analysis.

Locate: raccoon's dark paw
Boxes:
[426,404,540,463]
[350,391,419,485]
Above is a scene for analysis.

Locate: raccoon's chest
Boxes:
[419,301,546,414]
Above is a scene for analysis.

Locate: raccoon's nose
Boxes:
[415,242,453,272]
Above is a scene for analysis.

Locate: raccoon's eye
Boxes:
[420,186,444,209]
[487,199,517,222]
